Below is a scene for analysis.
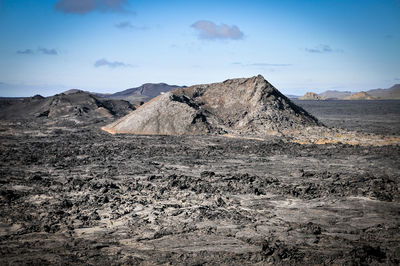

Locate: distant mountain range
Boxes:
[297,84,400,100]
[80,82,400,102]
[2,81,399,103]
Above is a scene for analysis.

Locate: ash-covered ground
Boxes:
[0,100,399,265]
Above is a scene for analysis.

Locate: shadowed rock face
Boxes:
[103,75,321,135]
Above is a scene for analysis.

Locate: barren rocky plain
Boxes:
[1,97,400,264]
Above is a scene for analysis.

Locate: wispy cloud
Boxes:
[17,49,35,55]
[55,0,132,14]
[38,47,58,55]
[395,78,400,81]
[16,48,58,55]
[115,21,148,30]
[191,20,244,40]
[94,58,132,68]
[305,44,343,53]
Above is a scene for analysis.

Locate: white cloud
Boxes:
[305,44,343,53]
[94,58,132,68]
[191,20,244,40]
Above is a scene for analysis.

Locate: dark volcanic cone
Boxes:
[0,91,134,122]
[102,75,321,135]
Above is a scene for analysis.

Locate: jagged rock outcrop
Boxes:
[344,91,375,100]
[299,92,324,100]
[102,75,321,135]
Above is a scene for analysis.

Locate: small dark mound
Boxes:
[32,94,45,100]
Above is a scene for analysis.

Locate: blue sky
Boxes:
[0,0,399,97]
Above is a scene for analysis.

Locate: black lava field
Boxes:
[0,100,399,265]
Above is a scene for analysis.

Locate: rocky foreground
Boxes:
[0,118,399,265]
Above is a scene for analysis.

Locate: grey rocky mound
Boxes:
[102,75,321,135]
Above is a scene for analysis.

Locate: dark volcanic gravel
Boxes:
[0,100,399,265]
